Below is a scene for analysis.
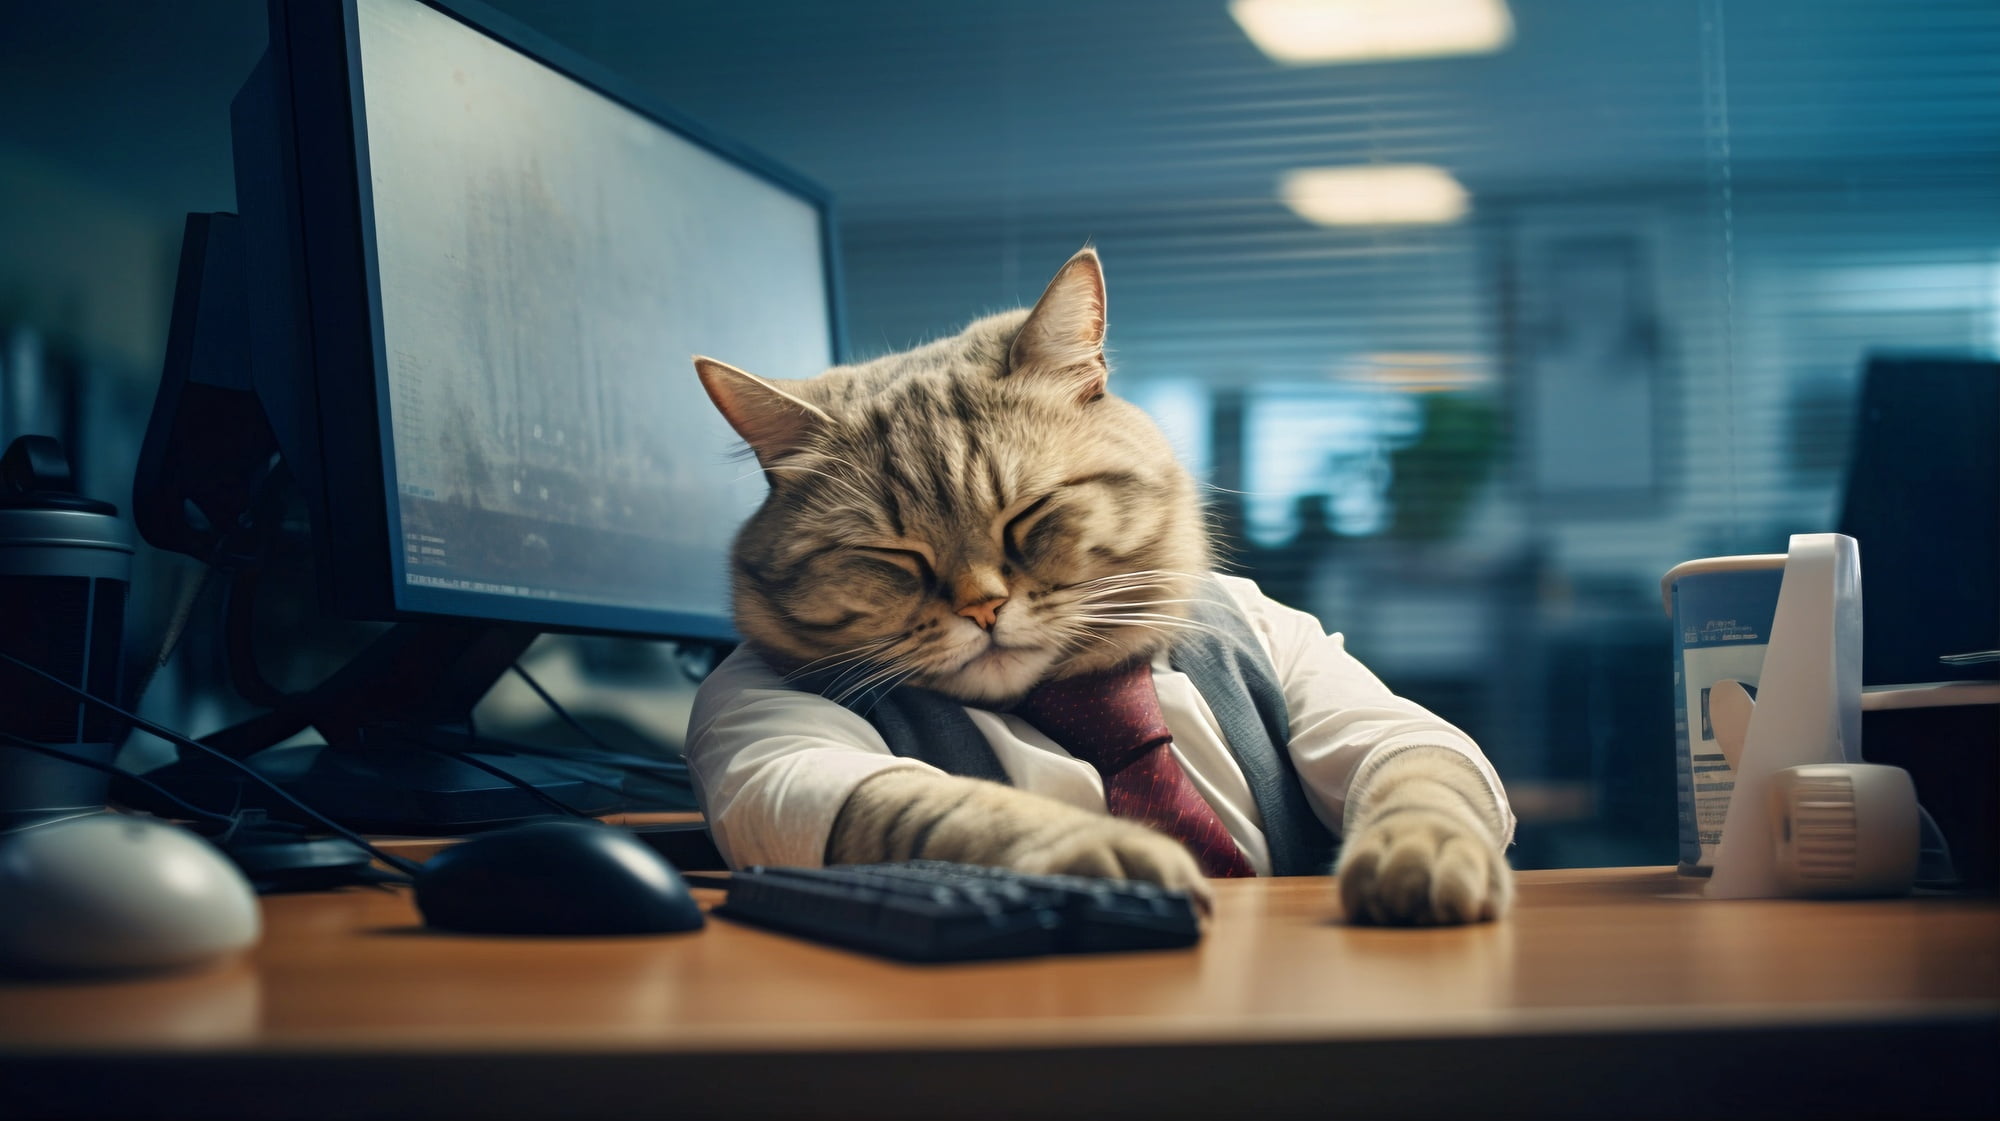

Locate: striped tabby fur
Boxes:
[696,249,1510,924]
[697,249,1208,707]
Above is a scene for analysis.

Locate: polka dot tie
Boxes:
[1015,660,1255,878]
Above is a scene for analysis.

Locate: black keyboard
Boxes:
[715,861,1203,962]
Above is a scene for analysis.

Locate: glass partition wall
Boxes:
[507,0,1999,867]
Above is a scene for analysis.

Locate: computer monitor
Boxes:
[1835,355,1998,687]
[1835,353,1999,888]
[276,0,840,635]
[135,0,844,831]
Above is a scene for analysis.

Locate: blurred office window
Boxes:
[5,0,1996,864]
[578,0,1997,866]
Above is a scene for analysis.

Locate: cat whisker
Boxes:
[1068,584,1188,606]
[1073,567,1199,585]
[826,647,927,706]
[755,462,838,485]
[1077,608,1219,625]
[826,667,885,706]
[1069,597,1207,618]
[1070,581,1176,602]
[815,645,906,699]
[1067,570,1201,594]
[838,669,920,711]
[855,664,928,717]
[824,653,911,702]
[1073,596,1203,611]
[1072,620,1181,645]
[790,655,888,695]
[761,461,876,506]
[1055,628,1119,657]
[801,450,870,476]
[787,633,898,670]
[1073,612,1225,638]
[784,651,879,683]
[783,635,901,682]
[797,452,886,502]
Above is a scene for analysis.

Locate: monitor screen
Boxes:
[1835,355,1999,686]
[348,0,836,638]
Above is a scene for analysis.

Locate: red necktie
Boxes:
[1015,661,1255,878]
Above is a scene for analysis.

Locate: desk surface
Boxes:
[5,868,1996,1120]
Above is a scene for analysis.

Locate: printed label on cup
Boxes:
[1665,556,1786,872]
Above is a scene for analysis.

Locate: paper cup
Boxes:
[1661,554,1788,875]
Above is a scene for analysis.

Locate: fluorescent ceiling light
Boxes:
[1281,164,1469,227]
[1230,0,1514,66]
[1340,352,1491,393]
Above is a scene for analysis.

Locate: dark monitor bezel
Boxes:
[269,0,846,643]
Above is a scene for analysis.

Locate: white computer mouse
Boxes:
[0,814,261,977]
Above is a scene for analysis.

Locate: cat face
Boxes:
[697,249,1210,706]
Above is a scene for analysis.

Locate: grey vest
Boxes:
[824,576,1339,876]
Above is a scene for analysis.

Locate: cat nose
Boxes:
[956,597,1008,630]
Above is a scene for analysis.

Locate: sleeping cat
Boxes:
[686,248,1514,925]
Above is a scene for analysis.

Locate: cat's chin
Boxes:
[924,630,1178,707]
[923,644,1059,707]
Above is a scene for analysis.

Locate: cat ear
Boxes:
[694,356,832,469]
[1007,247,1108,402]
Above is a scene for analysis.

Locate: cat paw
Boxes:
[1335,807,1512,926]
[1013,820,1215,919]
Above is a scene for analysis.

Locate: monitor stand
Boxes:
[141,615,666,834]
[145,739,639,836]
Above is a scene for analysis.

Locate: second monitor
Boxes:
[138,0,844,831]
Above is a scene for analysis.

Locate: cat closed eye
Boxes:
[791,609,866,633]
[854,546,935,580]
[847,548,932,594]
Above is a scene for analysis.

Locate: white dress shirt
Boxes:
[685,575,1515,875]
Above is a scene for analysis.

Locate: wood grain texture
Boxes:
[3,869,1995,1120]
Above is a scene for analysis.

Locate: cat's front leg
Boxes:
[829,768,1214,917]
[1335,746,1514,925]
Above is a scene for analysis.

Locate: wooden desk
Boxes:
[3,869,1995,1120]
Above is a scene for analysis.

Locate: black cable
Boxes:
[507,661,617,752]
[0,649,424,878]
[422,743,594,819]
[498,739,693,783]
[0,730,236,827]
[122,563,216,736]
[450,706,635,812]
[506,661,693,785]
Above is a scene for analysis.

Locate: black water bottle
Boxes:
[0,435,134,827]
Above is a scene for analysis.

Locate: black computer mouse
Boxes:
[414,820,705,935]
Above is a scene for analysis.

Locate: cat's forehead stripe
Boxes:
[878,461,906,537]
[1063,470,1144,491]
[924,430,958,521]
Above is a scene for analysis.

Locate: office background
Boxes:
[2,0,1995,868]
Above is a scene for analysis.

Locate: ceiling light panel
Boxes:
[1230,0,1515,66]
